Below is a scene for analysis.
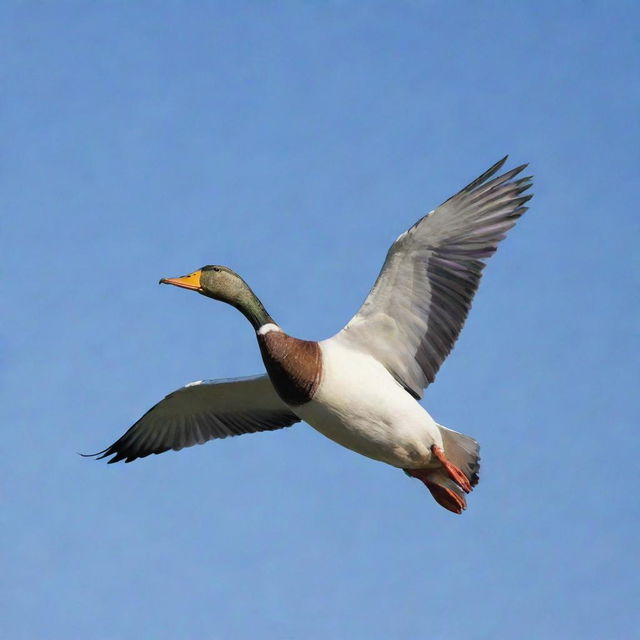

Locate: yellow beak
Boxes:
[159,270,203,291]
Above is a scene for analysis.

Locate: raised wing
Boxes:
[333,157,532,399]
[85,375,300,463]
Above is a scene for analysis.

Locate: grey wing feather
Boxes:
[335,157,533,399]
[85,375,300,463]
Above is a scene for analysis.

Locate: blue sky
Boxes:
[3,2,639,638]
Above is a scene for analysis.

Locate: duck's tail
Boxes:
[405,425,480,514]
[437,424,481,489]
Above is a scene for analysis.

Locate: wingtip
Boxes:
[493,155,509,171]
[459,156,510,194]
[79,447,115,462]
[78,451,100,459]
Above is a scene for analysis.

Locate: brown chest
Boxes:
[258,331,322,406]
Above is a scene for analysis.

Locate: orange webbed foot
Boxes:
[424,477,467,514]
[430,444,473,493]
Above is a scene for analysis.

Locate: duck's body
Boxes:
[261,325,441,469]
[87,157,532,514]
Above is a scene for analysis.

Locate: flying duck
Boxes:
[86,157,532,514]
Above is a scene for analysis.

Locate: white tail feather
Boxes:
[437,424,481,487]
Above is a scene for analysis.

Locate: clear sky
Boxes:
[3,3,639,639]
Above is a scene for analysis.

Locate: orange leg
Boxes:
[404,445,474,514]
[430,444,473,493]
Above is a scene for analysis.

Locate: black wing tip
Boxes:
[486,155,510,177]
[439,155,532,209]
[514,175,534,188]
[79,444,127,464]
[101,450,136,464]
[465,158,533,200]
[83,445,169,464]
[498,162,531,182]
[492,155,509,169]
[506,164,532,187]
[78,449,110,460]
[480,157,532,183]
[460,156,509,195]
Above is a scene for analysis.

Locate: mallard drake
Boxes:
[87,157,532,514]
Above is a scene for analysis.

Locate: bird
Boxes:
[85,157,532,514]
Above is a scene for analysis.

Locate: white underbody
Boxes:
[292,338,442,469]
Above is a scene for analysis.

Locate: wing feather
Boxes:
[333,157,533,399]
[84,375,299,463]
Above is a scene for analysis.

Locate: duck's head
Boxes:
[159,265,273,329]
[160,265,248,304]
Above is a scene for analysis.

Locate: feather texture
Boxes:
[85,375,299,463]
[334,157,533,399]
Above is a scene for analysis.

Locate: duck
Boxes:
[86,157,532,514]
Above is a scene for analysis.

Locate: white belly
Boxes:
[293,338,442,469]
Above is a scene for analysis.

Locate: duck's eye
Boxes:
[212,267,220,272]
